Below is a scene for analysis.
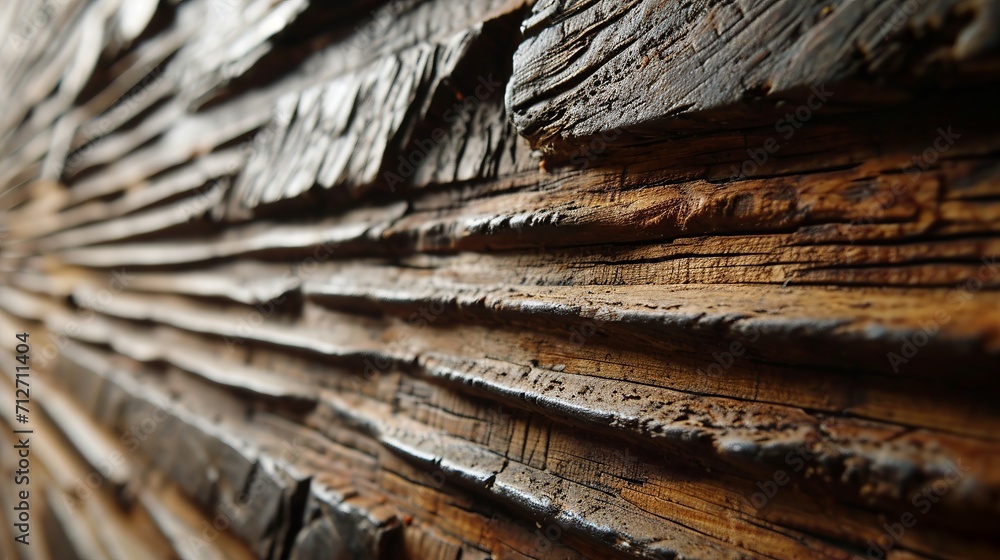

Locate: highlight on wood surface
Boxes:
[0,0,998,559]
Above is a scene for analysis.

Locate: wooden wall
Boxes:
[1,0,998,558]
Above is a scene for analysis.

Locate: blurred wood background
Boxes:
[1,0,999,558]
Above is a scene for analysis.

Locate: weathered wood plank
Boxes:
[507,0,1000,155]
[3,0,1000,558]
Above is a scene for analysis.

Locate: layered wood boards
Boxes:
[0,0,998,559]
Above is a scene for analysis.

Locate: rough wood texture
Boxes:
[1,0,999,559]
[507,0,1000,154]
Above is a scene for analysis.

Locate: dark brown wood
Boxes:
[1,0,999,559]
[507,0,1000,155]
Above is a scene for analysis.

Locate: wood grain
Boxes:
[1,0,998,558]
